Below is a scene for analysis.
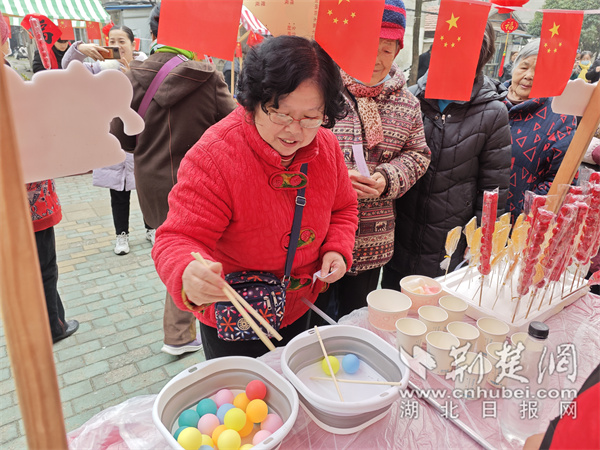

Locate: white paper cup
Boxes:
[367,289,412,331]
[418,305,449,333]
[447,321,480,352]
[438,295,468,323]
[396,317,428,357]
[400,275,443,312]
[486,342,506,388]
[454,352,492,400]
[426,331,460,375]
[476,317,509,354]
[510,332,529,350]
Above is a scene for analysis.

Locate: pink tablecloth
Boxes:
[68,293,600,450]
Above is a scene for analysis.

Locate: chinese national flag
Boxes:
[57,19,75,41]
[425,0,491,101]
[134,38,140,51]
[158,0,243,60]
[86,21,101,40]
[315,0,385,83]
[529,11,583,99]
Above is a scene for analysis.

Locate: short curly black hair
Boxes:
[237,35,347,129]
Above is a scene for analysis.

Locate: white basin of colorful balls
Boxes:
[173,379,285,450]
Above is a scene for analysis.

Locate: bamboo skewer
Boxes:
[311,376,404,386]
[314,326,344,402]
[190,252,280,351]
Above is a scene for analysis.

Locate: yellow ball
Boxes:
[238,416,255,437]
[321,356,340,376]
[233,392,251,411]
[217,429,241,450]
[224,407,246,431]
[177,427,203,450]
[200,434,214,448]
[240,445,254,450]
[211,424,227,443]
[246,399,268,423]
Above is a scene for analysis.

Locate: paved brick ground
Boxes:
[0,174,206,448]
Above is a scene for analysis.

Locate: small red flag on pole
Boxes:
[86,21,101,40]
[158,0,243,60]
[528,10,583,99]
[315,0,386,83]
[3,15,10,38]
[57,19,75,41]
[425,0,491,101]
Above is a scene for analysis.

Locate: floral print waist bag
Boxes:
[215,164,307,341]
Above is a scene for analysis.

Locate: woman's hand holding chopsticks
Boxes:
[182,258,230,305]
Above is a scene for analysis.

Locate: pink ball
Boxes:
[197,413,220,435]
[260,413,284,433]
[252,429,272,446]
[213,389,234,408]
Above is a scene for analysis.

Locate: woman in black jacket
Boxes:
[382,21,512,287]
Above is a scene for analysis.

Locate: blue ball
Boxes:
[216,403,235,424]
[199,446,214,450]
[342,354,360,374]
[173,426,188,440]
[178,409,200,428]
[196,398,218,417]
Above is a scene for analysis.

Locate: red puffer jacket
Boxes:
[153,108,358,328]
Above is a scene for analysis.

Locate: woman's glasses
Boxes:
[267,109,323,129]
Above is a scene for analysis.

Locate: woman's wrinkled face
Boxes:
[368,38,400,86]
[109,29,134,63]
[254,80,324,159]
[511,55,537,100]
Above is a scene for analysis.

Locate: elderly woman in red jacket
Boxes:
[152,36,358,359]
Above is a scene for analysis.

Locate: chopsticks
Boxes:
[190,252,283,352]
[314,326,344,401]
[310,376,404,386]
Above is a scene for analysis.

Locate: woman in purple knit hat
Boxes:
[312,0,431,323]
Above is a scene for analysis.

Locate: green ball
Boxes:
[321,355,340,376]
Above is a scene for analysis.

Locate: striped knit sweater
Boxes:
[334,64,431,274]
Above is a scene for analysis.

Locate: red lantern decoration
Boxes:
[493,1,529,14]
[501,18,519,33]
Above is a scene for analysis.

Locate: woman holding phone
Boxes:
[62,26,152,255]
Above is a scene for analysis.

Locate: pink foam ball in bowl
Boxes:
[252,429,272,445]
[197,413,220,435]
[260,413,283,433]
[213,389,234,408]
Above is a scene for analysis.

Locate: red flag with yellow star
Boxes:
[425,0,491,101]
[529,10,583,99]
[315,0,386,83]
[57,19,75,41]
[86,21,101,40]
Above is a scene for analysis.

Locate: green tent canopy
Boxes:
[1,0,110,26]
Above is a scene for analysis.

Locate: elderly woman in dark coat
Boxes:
[382,21,512,287]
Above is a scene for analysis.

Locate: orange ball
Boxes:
[238,416,255,437]
[246,399,268,423]
[233,392,251,412]
[211,424,227,443]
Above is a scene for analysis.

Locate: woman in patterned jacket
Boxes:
[313,0,430,322]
